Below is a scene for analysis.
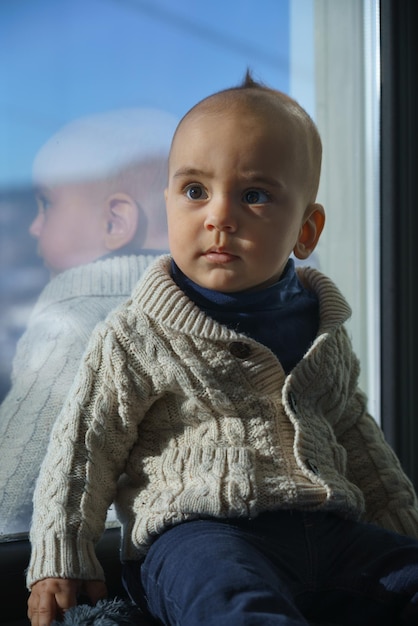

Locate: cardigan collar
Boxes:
[133,255,352,341]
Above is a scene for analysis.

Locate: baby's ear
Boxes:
[293,203,325,259]
[104,193,140,251]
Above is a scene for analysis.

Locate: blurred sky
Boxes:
[0,0,305,190]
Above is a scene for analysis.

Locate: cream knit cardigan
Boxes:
[27,255,418,587]
[0,254,159,536]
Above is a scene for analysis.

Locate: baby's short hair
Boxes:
[174,71,322,203]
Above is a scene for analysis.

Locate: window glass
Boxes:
[0,0,379,539]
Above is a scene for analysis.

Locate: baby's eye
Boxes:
[243,189,270,204]
[36,194,52,212]
[185,184,208,200]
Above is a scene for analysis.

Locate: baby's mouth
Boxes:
[203,247,239,263]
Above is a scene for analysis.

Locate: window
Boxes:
[0,0,380,540]
[313,0,381,417]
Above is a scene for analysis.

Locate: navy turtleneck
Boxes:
[171,259,319,373]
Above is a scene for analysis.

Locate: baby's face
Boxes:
[30,180,109,276]
[166,107,317,293]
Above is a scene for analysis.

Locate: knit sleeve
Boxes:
[26,319,151,588]
[0,304,95,536]
[337,389,418,539]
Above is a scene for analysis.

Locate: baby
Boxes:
[0,108,177,536]
[27,76,418,625]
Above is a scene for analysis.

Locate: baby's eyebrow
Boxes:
[172,167,209,179]
[241,172,284,188]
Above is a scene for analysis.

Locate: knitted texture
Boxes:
[27,255,418,587]
[0,253,158,536]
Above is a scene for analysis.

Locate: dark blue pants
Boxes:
[122,511,418,625]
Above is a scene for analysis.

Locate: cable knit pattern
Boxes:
[0,253,159,536]
[27,255,418,587]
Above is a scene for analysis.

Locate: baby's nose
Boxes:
[29,212,44,238]
[204,197,238,232]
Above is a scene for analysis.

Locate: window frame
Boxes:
[380,0,418,488]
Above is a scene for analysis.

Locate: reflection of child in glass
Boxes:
[27,75,418,626]
[0,108,177,536]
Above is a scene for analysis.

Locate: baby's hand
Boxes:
[28,577,107,626]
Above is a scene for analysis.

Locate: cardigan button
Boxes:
[288,391,298,414]
[229,341,251,359]
[306,459,320,475]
